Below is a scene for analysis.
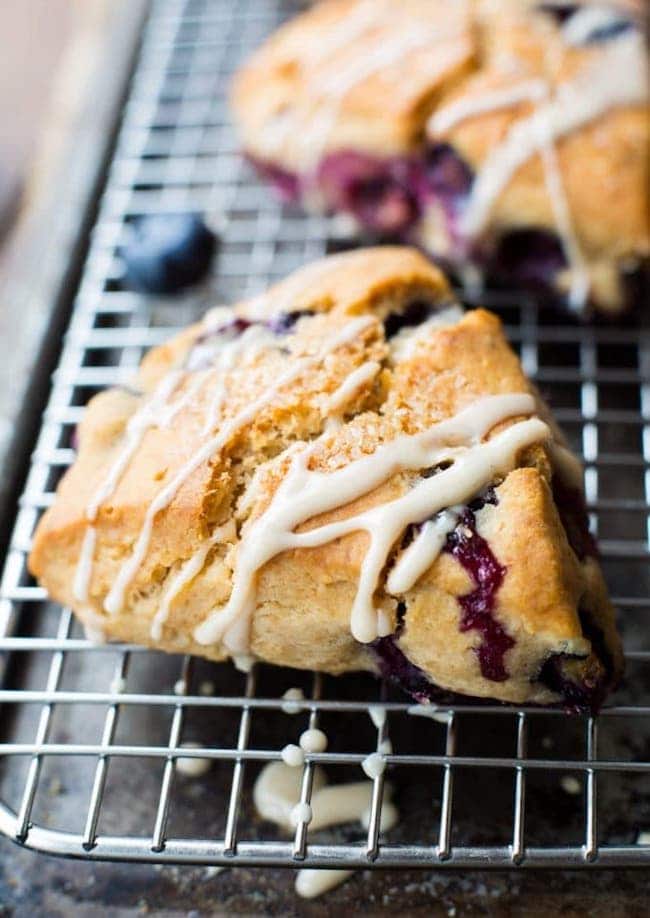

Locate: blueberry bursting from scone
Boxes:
[231,0,649,316]
[29,248,623,712]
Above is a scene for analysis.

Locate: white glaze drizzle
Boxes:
[562,6,628,46]
[532,101,590,311]
[386,507,462,595]
[284,24,465,166]
[233,653,256,673]
[150,520,236,641]
[299,728,328,754]
[323,360,380,417]
[253,762,395,833]
[201,324,277,436]
[458,33,646,288]
[311,782,392,830]
[73,527,97,602]
[74,321,250,605]
[429,79,547,134]
[378,738,393,756]
[307,0,377,65]
[254,762,326,828]
[185,307,236,370]
[72,370,184,602]
[103,315,377,616]
[291,802,313,826]
[265,0,381,160]
[159,369,212,428]
[407,703,451,724]
[87,371,184,525]
[175,742,212,777]
[295,869,355,900]
[361,752,387,779]
[560,775,582,795]
[254,760,398,899]
[368,705,386,729]
[194,393,548,651]
[281,687,305,714]
[74,308,278,606]
[281,743,305,767]
[361,796,397,831]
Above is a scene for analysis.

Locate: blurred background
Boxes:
[0,1,110,272]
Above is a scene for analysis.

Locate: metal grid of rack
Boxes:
[1,0,650,870]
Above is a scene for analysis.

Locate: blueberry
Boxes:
[265,309,314,335]
[383,299,435,339]
[316,151,419,235]
[123,213,217,294]
[421,144,474,204]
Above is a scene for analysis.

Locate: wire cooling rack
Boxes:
[1,0,650,870]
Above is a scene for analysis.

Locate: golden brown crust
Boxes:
[230,0,475,166]
[29,248,622,706]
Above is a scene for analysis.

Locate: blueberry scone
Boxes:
[30,248,622,710]
[231,0,648,315]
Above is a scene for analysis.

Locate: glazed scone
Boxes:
[29,248,622,710]
[231,0,649,315]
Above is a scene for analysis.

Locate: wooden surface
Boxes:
[0,1,143,550]
[0,1,111,265]
[0,1,74,244]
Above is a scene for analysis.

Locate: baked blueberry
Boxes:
[419,144,473,207]
[265,309,314,335]
[383,299,435,338]
[444,505,514,683]
[373,634,437,703]
[317,152,419,235]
